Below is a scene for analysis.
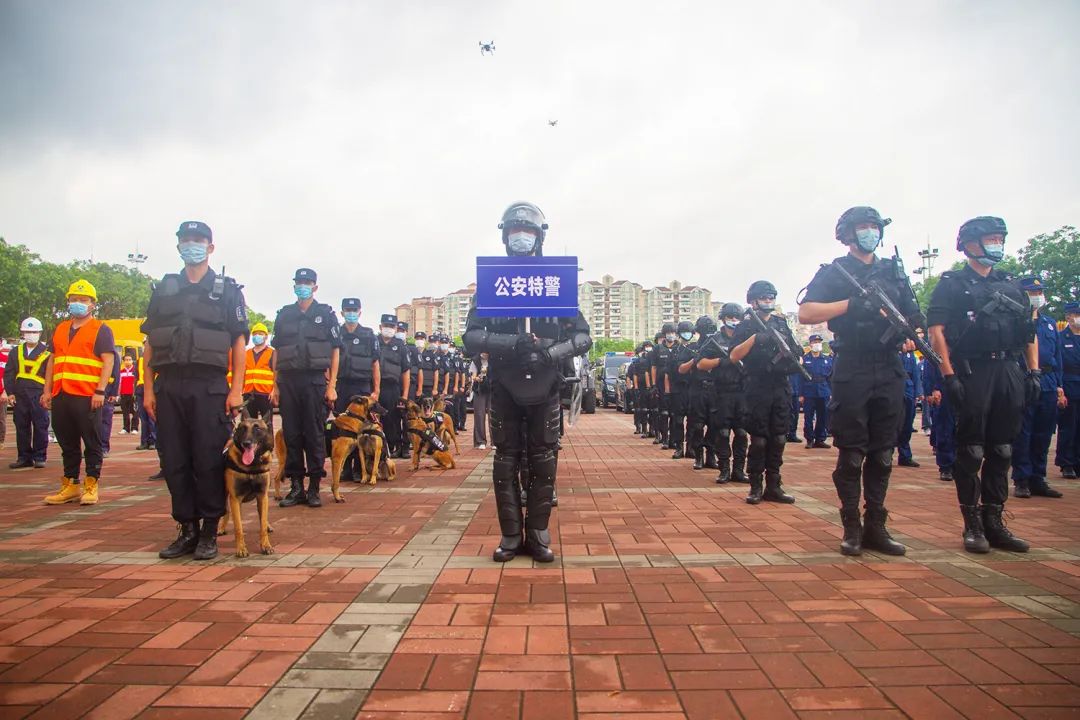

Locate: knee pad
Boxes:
[492,451,519,480]
[867,448,893,471]
[749,435,767,451]
[957,444,985,466]
[988,443,1012,462]
[837,448,865,473]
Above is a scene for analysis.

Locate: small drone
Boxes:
[479,40,495,55]
[548,120,558,127]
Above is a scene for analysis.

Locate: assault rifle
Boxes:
[828,257,943,367]
[746,309,812,382]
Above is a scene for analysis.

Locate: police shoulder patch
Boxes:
[315,316,323,324]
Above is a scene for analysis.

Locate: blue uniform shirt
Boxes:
[900,350,923,399]
[799,352,833,399]
[1061,326,1080,394]
[1033,311,1063,392]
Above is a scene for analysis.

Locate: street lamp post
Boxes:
[912,238,939,279]
[127,248,148,267]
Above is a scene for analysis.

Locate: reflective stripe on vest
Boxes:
[16,344,50,385]
[137,356,145,386]
[244,347,275,394]
[52,319,105,396]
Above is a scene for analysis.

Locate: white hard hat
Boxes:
[20,317,43,333]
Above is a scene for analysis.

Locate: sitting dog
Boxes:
[272,428,286,500]
[217,409,275,557]
[327,395,396,500]
[406,400,455,470]
[426,394,460,455]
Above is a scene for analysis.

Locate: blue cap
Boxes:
[341,297,361,311]
[176,220,212,241]
[294,268,317,283]
[380,313,397,325]
[1065,301,1080,314]
[1019,276,1044,292]
[809,334,823,343]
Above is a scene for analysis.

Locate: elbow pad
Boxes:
[547,331,592,365]
[466,330,520,362]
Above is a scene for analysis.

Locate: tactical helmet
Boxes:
[676,320,694,335]
[695,315,717,337]
[654,331,663,342]
[746,280,778,303]
[835,206,892,245]
[719,302,743,320]
[499,201,548,256]
[956,216,1007,251]
[661,322,676,335]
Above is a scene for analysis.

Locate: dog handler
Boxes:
[143,221,249,560]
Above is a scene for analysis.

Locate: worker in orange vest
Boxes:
[244,322,276,432]
[40,280,116,505]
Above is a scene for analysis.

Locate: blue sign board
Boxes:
[475,256,579,318]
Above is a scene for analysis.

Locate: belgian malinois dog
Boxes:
[218,409,274,557]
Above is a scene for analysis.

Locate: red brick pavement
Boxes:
[0,410,1078,719]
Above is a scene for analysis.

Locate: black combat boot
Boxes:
[159,521,198,559]
[959,505,990,553]
[746,474,764,504]
[1029,480,1063,498]
[523,450,557,563]
[193,518,219,560]
[704,450,719,470]
[692,448,704,470]
[762,473,795,503]
[279,477,306,508]
[939,467,953,482]
[715,459,731,484]
[671,446,685,459]
[492,453,524,562]
[839,508,862,556]
[861,505,906,556]
[731,466,749,483]
[306,476,322,508]
[1062,467,1078,479]
[1013,480,1031,498]
[982,504,1029,552]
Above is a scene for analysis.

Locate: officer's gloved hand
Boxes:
[1025,369,1042,407]
[847,297,881,321]
[943,374,965,407]
[754,332,777,352]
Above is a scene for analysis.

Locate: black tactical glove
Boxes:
[1025,369,1042,407]
[754,332,777,353]
[847,297,881,321]
[943,374,965,408]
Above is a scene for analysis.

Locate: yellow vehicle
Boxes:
[104,318,146,358]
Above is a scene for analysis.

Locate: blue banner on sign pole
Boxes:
[475,256,579,318]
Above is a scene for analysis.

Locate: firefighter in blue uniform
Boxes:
[924,357,957,481]
[1011,277,1065,498]
[896,339,924,467]
[800,334,833,448]
[3,317,51,469]
[1056,302,1080,479]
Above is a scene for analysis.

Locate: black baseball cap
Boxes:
[294,268,317,283]
[397,321,409,331]
[414,331,427,339]
[380,313,397,325]
[341,297,361,311]
[176,220,212,241]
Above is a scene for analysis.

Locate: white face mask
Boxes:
[507,230,538,255]
[395,331,406,340]
[449,348,456,356]
[1071,317,1080,328]
[665,333,676,343]
[380,327,394,339]
[810,343,823,353]
[1029,294,1046,309]
[723,319,739,329]
[22,333,41,344]
[415,340,426,349]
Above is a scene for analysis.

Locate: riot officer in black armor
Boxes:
[143,221,249,560]
[799,207,918,556]
[730,282,800,504]
[653,325,677,448]
[669,321,696,459]
[680,316,717,469]
[696,304,748,483]
[626,347,641,430]
[378,314,411,457]
[636,340,655,437]
[463,201,592,563]
[271,269,342,509]
[928,216,1037,554]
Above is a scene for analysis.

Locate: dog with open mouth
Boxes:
[217,408,275,557]
[406,399,456,470]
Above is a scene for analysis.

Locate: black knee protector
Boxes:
[525,449,557,530]
[492,451,523,538]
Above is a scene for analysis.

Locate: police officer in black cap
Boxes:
[680,316,719,469]
[730,281,800,504]
[463,201,591,563]
[414,331,439,400]
[449,342,468,431]
[143,221,249,560]
[653,325,678,447]
[271,268,342,508]
[336,298,380,481]
[632,340,654,437]
[378,314,411,456]
[669,320,696,459]
[800,207,919,556]
[698,303,749,483]
[928,216,1037,554]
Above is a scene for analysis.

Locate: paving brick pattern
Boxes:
[0,410,1078,719]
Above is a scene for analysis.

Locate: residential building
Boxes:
[643,281,712,337]
[393,283,477,340]
[578,275,645,340]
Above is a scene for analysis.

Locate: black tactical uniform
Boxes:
[635,344,654,437]
[928,216,1036,554]
[378,314,411,456]
[706,307,749,483]
[143,221,248,560]
[336,304,379,407]
[652,327,677,447]
[417,336,439,399]
[462,201,592,564]
[451,348,468,431]
[669,321,695,459]
[801,207,918,556]
[685,316,720,471]
[732,282,800,504]
[626,353,640,428]
[272,269,342,508]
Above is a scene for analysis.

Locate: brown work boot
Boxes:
[45,477,80,505]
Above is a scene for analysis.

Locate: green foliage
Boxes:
[589,337,636,361]
[1017,226,1079,318]
[911,255,1023,312]
[247,309,274,334]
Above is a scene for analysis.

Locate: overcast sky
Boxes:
[2,0,1077,324]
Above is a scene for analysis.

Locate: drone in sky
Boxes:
[548,120,558,127]
[479,40,495,55]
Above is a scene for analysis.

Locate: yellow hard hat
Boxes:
[251,322,269,335]
[66,279,98,301]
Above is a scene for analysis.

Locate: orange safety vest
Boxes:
[243,346,275,394]
[51,319,105,397]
